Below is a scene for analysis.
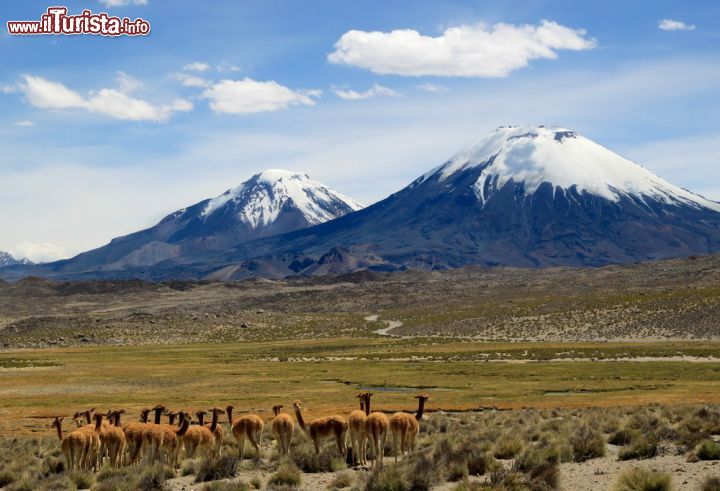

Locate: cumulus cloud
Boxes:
[12,120,34,127]
[116,71,143,93]
[10,242,67,263]
[174,73,211,88]
[201,78,321,115]
[333,83,401,100]
[328,20,595,77]
[183,62,211,72]
[658,19,696,31]
[99,0,148,7]
[19,75,192,122]
[417,82,450,93]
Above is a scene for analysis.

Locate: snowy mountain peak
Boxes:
[202,169,363,228]
[0,251,33,267]
[428,125,720,212]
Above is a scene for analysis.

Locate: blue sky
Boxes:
[1,0,719,261]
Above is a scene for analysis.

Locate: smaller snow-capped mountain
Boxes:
[39,170,362,272]
[0,251,33,267]
[200,169,363,233]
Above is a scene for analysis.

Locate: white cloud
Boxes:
[417,82,450,93]
[10,242,67,263]
[12,120,34,127]
[19,75,192,122]
[658,19,696,31]
[217,61,241,73]
[333,83,401,100]
[116,71,143,93]
[99,0,148,7]
[174,73,211,88]
[183,62,211,72]
[1,84,18,94]
[202,78,321,115]
[328,20,595,77]
[22,75,86,109]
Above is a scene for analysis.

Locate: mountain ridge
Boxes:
[3,126,720,281]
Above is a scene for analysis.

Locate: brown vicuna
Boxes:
[74,408,108,468]
[227,405,264,461]
[363,392,389,468]
[104,410,127,468]
[271,404,294,456]
[143,405,168,464]
[208,408,225,458]
[73,410,105,470]
[85,413,104,471]
[348,393,368,466]
[163,412,191,468]
[122,408,150,465]
[292,400,348,458]
[389,394,429,462]
[51,417,85,471]
[181,412,214,459]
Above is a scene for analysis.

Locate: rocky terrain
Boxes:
[1,253,720,349]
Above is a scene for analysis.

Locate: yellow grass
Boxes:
[2,339,720,436]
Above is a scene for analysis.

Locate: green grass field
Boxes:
[2,339,720,437]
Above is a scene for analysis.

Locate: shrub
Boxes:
[697,440,720,460]
[41,456,64,476]
[201,482,250,491]
[195,455,240,482]
[608,429,641,446]
[446,460,468,482]
[493,433,524,459]
[452,479,485,491]
[570,424,606,462]
[0,470,17,487]
[39,475,75,491]
[488,468,526,491]
[329,471,354,489]
[612,467,672,491]
[250,477,262,489]
[466,446,490,476]
[619,436,658,461]
[291,442,345,473]
[137,464,166,491]
[93,467,142,491]
[268,463,302,488]
[365,465,406,491]
[513,446,560,490]
[70,470,94,489]
[7,478,38,491]
[404,452,440,490]
[702,476,720,491]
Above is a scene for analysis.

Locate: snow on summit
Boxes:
[430,125,720,212]
[202,169,363,228]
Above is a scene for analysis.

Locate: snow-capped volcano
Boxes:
[201,169,362,229]
[0,251,33,267]
[27,170,362,273]
[425,125,720,212]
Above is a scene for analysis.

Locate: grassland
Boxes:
[2,339,720,438]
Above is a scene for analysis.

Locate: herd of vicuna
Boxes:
[49,392,429,473]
